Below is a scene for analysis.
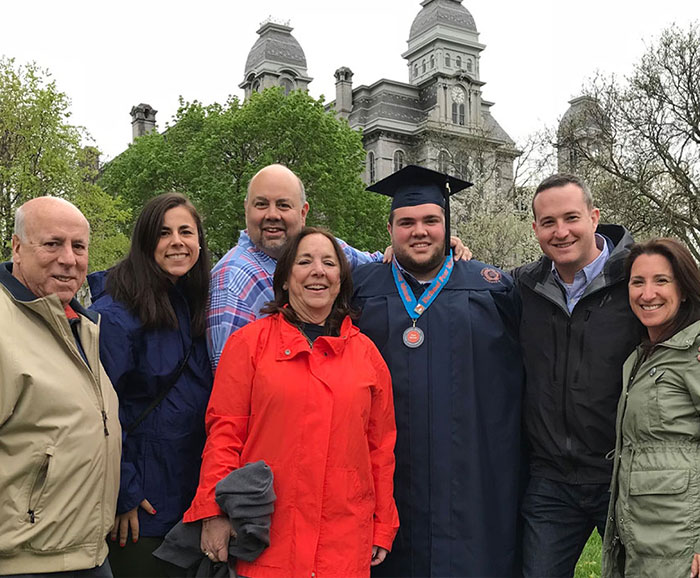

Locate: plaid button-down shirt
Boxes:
[206,230,382,370]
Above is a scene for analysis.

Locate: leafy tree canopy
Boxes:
[0,57,129,268]
[557,23,700,256]
[100,88,390,258]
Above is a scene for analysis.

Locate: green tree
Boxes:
[101,88,390,258]
[557,23,700,256]
[0,57,129,266]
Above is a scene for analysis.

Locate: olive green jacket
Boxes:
[0,263,121,574]
[602,320,700,578]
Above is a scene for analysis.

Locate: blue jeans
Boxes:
[522,476,609,578]
[1,558,112,578]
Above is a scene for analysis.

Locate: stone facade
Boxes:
[128,2,518,197]
[240,18,312,99]
[327,0,519,196]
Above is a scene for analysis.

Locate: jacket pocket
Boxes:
[629,468,688,496]
[624,469,692,557]
[24,446,55,524]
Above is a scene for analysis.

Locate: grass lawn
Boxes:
[574,530,602,578]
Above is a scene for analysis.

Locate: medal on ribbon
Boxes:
[392,252,454,348]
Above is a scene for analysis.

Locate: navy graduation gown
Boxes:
[353,259,523,578]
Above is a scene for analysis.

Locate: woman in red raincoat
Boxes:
[184,227,398,578]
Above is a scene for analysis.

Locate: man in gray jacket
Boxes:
[0,197,120,576]
[515,175,644,577]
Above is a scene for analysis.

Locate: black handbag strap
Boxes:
[126,346,192,435]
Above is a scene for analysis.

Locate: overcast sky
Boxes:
[3,1,697,161]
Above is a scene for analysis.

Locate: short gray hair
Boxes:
[13,204,27,241]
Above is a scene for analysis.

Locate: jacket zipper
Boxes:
[68,313,112,566]
[27,450,53,523]
[562,319,573,465]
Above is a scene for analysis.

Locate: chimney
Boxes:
[130,103,158,141]
[334,67,354,120]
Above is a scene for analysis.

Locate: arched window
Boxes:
[455,153,469,180]
[455,56,462,69]
[430,55,435,69]
[445,53,451,67]
[393,150,405,172]
[422,60,426,74]
[438,150,450,174]
[252,79,261,93]
[368,151,376,183]
[569,149,579,169]
[467,59,473,73]
[413,63,418,77]
[451,87,466,125]
[280,78,294,95]
[495,167,503,192]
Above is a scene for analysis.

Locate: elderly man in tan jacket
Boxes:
[0,197,120,577]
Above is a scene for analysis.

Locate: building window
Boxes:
[368,151,376,183]
[280,78,294,95]
[430,55,435,69]
[413,63,418,77]
[393,150,405,172]
[495,167,502,192]
[456,153,469,179]
[422,60,426,74]
[452,103,465,125]
[445,53,451,67]
[451,87,466,125]
[467,59,473,73]
[438,150,450,174]
[569,148,579,169]
[252,79,261,92]
[455,56,462,68]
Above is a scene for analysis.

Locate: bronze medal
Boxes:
[403,326,425,348]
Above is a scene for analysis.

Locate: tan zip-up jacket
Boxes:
[0,263,121,573]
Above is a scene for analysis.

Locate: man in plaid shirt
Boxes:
[206,164,383,370]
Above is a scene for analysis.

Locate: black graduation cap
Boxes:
[367,164,472,255]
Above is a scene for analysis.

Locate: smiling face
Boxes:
[532,183,601,283]
[245,165,309,260]
[12,198,90,307]
[628,253,683,342]
[286,233,341,324]
[153,205,201,281]
[388,203,446,281]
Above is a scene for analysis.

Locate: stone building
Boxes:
[557,95,606,173]
[129,1,518,194]
[239,18,313,99]
[328,0,519,193]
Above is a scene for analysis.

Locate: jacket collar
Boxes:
[0,261,98,323]
[656,319,700,351]
[274,314,358,360]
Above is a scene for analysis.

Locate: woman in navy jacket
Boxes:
[89,192,212,577]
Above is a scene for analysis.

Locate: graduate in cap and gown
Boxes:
[352,165,523,578]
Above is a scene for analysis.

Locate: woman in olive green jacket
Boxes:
[602,238,700,578]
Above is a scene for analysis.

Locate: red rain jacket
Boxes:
[185,313,398,578]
